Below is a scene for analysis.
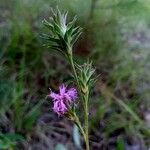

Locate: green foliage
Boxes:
[42,8,82,56]
[0,80,14,113]
[116,137,125,150]
[0,133,24,149]
[11,82,43,133]
[76,62,95,94]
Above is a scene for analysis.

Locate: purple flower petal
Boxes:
[53,100,68,115]
[59,84,66,96]
[49,92,60,101]
[67,88,77,101]
[48,84,77,116]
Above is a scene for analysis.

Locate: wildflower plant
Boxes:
[49,84,77,115]
[42,8,96,150]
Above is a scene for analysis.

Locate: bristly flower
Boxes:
[42,8,82,56]
[76,61,95,94]
[48,84,77,115]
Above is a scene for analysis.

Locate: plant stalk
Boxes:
[84,91,90,150]
[73,112,85,139]
[68,53,80,88]
[68,52,90,150]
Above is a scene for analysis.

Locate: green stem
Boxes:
[74,112,85,139]
[68,53,84,104]
[84,91,90,150]
[74,95,90,150]
[68,54,80,88]
[68,52,90,150]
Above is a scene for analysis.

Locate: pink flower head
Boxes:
[48,84,77,115]
[53,100,68,115]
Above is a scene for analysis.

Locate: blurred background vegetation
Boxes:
[0,0,150,149]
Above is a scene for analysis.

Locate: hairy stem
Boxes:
[73,112,85,139]
[68,54,80,88]
[84,91,90,150]
[68,53,90,150]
